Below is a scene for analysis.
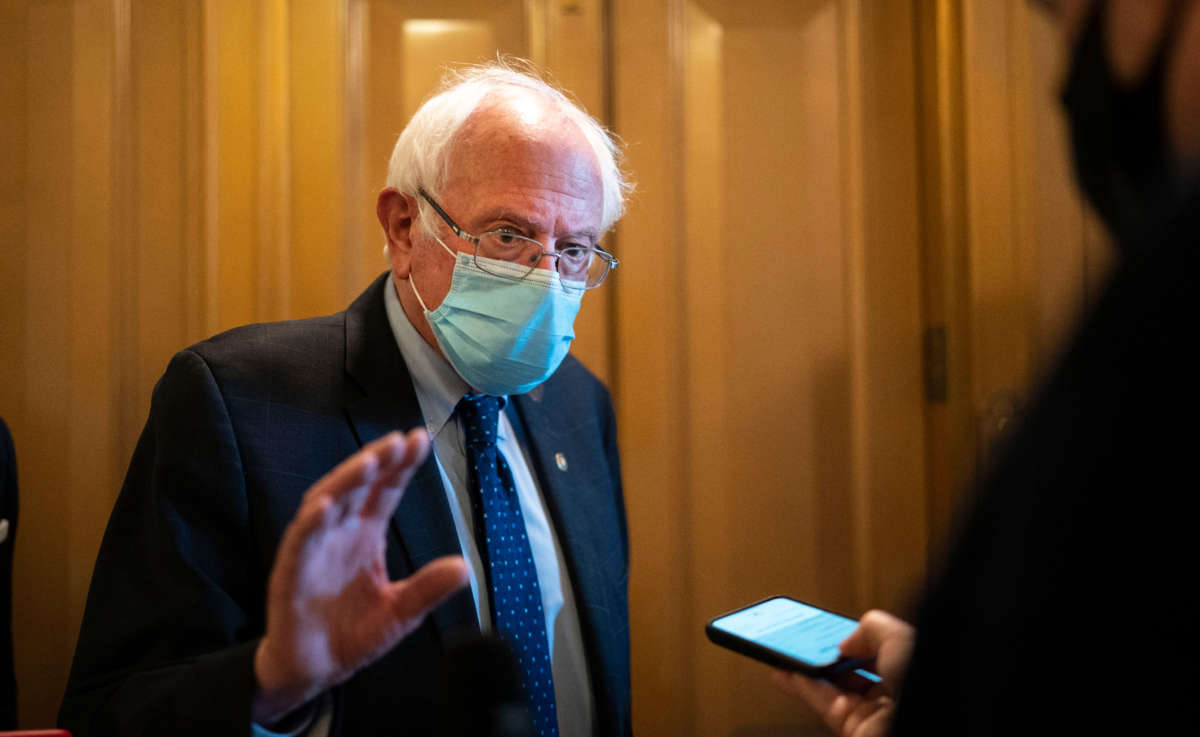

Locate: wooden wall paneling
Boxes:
[387,0,530,56]
[719,0,855,611]
[963,0,1028,422]
[131,0,195,461]
[690,3,859,733]
[918,0,1103,550]
[1008,2,1043,382]
[401,20,497,118]
[915,0,975,552]
[208,0,262,332]
[842,0,928,613]
[69,0,124,655]
[485,0,530,55]
[0,0,27,427]
[615,1,929,733]
[959,0,1101,470]
[109,0,137,482]
[961,0,1035,471]
[289,0,348,318]
[184,0,209,346]
[535,0,607,179]
[611,0,693,734]
[357,0,405,291]
[18,2,76,728]
[0,2,28,408]
[680,2,731,732]
[524,0,548,65]
[359,0,406,290]
[201,0,223,339]
[344,0,370,295]
[257,0,294,322]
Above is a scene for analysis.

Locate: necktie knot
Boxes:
[457,393,501,451]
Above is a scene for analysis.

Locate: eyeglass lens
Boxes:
[476,232,610,287]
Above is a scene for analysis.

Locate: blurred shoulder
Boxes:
[158,311,351,410]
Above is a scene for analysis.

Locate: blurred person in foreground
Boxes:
[60,60,632,737]
[775,0,1200,735]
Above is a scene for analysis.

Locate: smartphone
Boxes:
[705,596,883,690]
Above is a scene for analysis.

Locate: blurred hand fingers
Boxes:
[303,433,402,507]
[362,428,431,520]
[387,555,470,625]
[772,670,842,717]
[840,610,912,658]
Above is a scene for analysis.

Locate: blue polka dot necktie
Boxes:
[457,393,560,737]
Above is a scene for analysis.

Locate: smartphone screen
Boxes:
[708,597,859,668]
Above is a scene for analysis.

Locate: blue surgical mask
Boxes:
[409,237,584,396]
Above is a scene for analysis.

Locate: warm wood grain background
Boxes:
[0,1,1105,733]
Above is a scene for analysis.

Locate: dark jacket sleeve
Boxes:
[600,388,632,737]
[59,350,265,737]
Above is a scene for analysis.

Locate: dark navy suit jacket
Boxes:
[59,274,630,736]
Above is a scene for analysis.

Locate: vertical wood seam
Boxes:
[110,0,135,483]
[838,0,873,613]
[203,0,220,336]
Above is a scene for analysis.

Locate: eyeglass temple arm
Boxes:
[416,187,476,242]
[596,248,618,269]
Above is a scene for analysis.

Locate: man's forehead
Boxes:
[441,96,604,225]
[449,95,594,166]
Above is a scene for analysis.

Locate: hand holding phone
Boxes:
[705,596,883,692]
[769,608,915,737]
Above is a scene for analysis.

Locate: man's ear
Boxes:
[377,187,417,278]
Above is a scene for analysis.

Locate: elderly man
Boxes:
[60,62,631,737]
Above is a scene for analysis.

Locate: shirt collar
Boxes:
[383,274,510,440]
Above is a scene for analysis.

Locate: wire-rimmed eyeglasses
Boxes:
[417,187,618,290]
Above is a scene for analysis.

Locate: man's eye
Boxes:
[558,244,592,262]
[495,230,522,245]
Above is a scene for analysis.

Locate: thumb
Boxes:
[838,610,898,659]
[388,555,471,623]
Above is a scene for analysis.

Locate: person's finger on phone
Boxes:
[839,610,915,689]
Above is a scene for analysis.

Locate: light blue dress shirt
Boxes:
[384,275,593,737]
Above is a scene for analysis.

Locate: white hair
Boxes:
[386,58,632,239]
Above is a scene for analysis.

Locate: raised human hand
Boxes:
[252,429,469,725]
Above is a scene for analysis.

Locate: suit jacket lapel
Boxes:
[342,274,478,637]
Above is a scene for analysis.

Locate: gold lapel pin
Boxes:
[555,452,568,471]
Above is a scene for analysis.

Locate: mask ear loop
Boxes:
[408,235,459,313]
[408,274,431,313]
